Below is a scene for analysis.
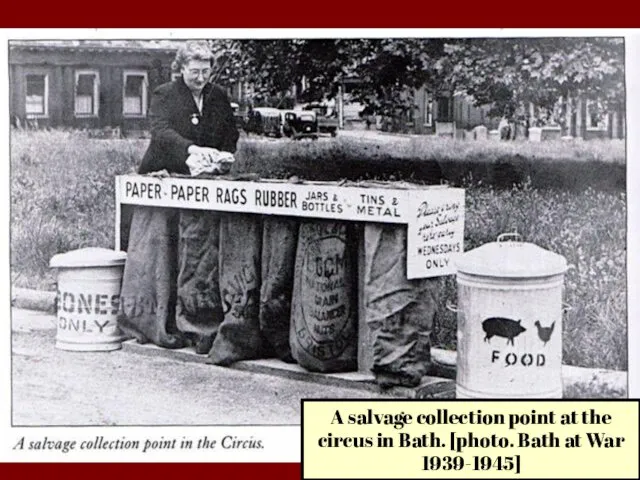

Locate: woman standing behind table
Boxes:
[119,41,239,350]
[139,40,238,174]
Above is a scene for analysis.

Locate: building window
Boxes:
[75,70,100,117]
[25,74,48,117]
[123,71,148,117]
[586,100,608,130]
[424,93,433,127]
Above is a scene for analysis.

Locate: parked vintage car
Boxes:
[283,110,319,140]
[302,102,339,137]
[245,107,284,137]
[230,102,246,131]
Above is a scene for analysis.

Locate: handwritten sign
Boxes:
[407,188,465,278]
[115,175,465,279]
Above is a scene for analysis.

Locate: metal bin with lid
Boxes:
[50,247,127,352]
[454,233,568,398]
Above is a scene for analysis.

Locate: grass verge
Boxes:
[10,129,627,371]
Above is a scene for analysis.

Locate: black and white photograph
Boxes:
[4,30,635,457]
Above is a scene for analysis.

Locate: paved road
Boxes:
[11,308,392,427]
[240,128,414,145]
[336,129,415,142]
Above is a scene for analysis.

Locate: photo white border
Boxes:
[2,28,637,464]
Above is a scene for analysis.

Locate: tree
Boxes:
[208,38,447,116]
[437,37,625,128]
[343,38,446,117]
[208,37,624,132]
[209,39,351,107]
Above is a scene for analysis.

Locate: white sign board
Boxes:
[118,175,410,223]
[116,175,465,279]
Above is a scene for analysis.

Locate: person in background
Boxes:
[498,116,511,140]
[119,41,239,351]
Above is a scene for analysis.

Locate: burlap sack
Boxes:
[118,206,185,349]
[208,213,264,366]
[260,216,298,362]
[175,210,224,353]
[364,224,438,387]
[290,221,358,372]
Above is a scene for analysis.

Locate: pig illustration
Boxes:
[482,317,526,346]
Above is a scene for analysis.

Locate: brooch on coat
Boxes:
[190,113,200,126]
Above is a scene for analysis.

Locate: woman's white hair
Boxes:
[171,40,214,72]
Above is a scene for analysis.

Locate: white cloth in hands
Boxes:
[186,149,235,176]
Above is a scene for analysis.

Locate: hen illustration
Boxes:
[534,320,555,346]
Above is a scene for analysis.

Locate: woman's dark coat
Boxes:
[119,77,239,349]
[138,77,239,174]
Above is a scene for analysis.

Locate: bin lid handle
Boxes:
[497,231,522,243]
